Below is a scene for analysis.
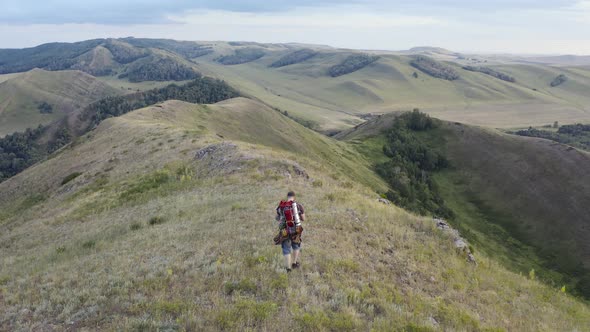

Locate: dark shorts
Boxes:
[281,239,301,255]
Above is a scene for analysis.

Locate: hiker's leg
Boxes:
[281,240,292,269]
[292,242,301,264]
[292,249,300,264]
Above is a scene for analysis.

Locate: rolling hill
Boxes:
[0,68,119,136]
[193,46,590,131]
[337,112,590,298]
[3,38,590,132]
[1,97,588,330]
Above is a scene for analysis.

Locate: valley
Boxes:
[1,38,590,331]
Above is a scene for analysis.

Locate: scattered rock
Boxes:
[454,238,468,251]
[433,218,477,265]
[194,142,237,160]
[434,218,450,230]
[346,208,362,223]
[291,162,309,179]
[428,316,439,327]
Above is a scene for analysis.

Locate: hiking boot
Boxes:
[292,262,300,269]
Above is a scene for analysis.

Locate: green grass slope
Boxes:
[430,123,590,277]
[195,49,590,130]
[1,98,588,331]
[339,113,590,298]
[0,68,119,136]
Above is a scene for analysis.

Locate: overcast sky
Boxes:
[1,0,589,54]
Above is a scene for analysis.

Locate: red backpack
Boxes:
[278,200,298,227]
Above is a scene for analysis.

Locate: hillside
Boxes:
[1,98,588,330]
[3,38,590,132]
[338,113,590,298]
[0,68,119,136]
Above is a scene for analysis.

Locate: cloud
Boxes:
[168,7,445,29]
[0,0,588,54]
[0,0,580,24]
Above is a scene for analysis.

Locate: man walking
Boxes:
[275,191,305,272]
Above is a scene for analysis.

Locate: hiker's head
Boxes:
[287,191,295,201]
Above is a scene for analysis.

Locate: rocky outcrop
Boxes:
[434,218,477,265]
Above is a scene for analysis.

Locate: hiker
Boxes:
[274,191,305,272]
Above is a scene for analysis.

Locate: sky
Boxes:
[0,0,589,54]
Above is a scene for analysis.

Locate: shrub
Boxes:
[224,278,257,295]
[38,102,53,114]
[550,74,568,87]
[270,274,288,291]
[130,222,142,231]
[295,310,358,331]
[296,311,330,331]
[151,300,187,315]
[148,216,166,226]
[312,180,323,187]
[216,299,277,329]
[82,240,96,249]
[61,172,83,185]
[119,169,172,201]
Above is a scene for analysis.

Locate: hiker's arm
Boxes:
[299,204,305,221]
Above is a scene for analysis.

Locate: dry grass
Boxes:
[1,98,589,331]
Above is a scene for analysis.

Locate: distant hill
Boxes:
[0,68,119,136]
[2,38,590,132]
[0,97,588,330]
[338,113,590,299]
[407,46,460,56]
[0,38,207,83]
[521,55,590,66]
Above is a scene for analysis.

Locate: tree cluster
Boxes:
[513,124,590,151]
[0,39,104,74]
[120,38,213,58]
[270,49,318,68]
[550,74,568,87]
[0,38,213,75]
[216,48,266,65]
[328,54,380,77]
[83,76,239,129]
[118,57,200,82]
[462,66,516,83]
[410,55,460,81]
[38,102,53,114]
[0,126,46,181]
[102,40,150,64]
[376,110,453,218]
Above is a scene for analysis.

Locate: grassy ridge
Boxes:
[0,98,588,330]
